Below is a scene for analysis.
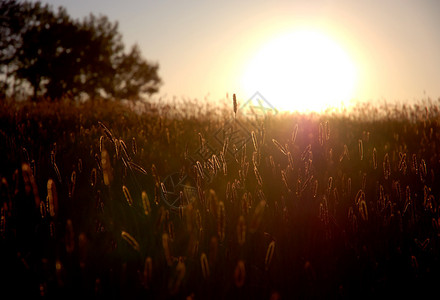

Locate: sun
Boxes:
[241,28,358,113]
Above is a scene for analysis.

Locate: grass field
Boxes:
[1,97,440,298]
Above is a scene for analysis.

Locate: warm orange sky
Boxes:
[35,0,440,111]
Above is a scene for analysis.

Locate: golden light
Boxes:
[241,28,358,113]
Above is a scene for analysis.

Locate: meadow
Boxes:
[1,97,440,299]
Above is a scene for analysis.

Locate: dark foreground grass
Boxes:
[1,98,440,299]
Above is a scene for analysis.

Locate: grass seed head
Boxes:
[253,165,263,186]
[234,260,246,287]
[131,137,137,155]
[69,170,76,198]
[0,207,5,238]
[162,233,173,266]
[265,240,275,271]
[121,230,140,252]
[122,185,133,206]
[78,158,83,173]
[200,253,210,279]
[217,201,225,242]
[272,139,288,155]
[233,93,237,115]
[128,161,148,175]
[98,121,114,141]
[142,191,151,216]
[169,257,186,294]
[412,154,418,174]
[383,153,391,180]
[151,164,160,183]
[101,149,113,185]
[325,121,330,140]
[47,179,58,218]
[65,219,75,254]
[358,139,363,161]
[359,199,368,221]
[250,200,266,233]
[90,168,97,187]
[39,201,47,219]
[319,122,324,146]
[237,215,246,246]
[292,124,298,144]
[22,163,40,208]
[143,257,153,288]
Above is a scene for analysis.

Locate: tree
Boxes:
[113,44,161,99]
[0,0,32,98]
[0,0,161,101]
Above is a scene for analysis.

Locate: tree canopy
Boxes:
[0,0,161,101]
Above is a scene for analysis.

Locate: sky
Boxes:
[31,0,440,111]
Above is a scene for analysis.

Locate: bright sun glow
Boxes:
[241,29,358,113]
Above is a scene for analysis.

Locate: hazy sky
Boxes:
[32,0,440,109]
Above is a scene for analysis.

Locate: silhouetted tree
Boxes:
[113,44,161,100]
[0,0,161,101]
